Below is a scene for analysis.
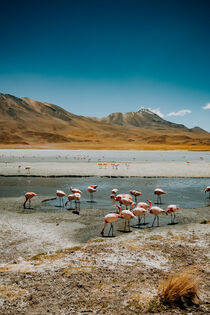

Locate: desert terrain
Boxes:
[0,93,210,151]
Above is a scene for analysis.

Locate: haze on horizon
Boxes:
[0,0,209,131]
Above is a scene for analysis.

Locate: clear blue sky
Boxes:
[0,0,210,131]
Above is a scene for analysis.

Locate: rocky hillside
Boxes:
[0,93,209,150]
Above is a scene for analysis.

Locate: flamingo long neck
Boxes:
[147,200,152,210]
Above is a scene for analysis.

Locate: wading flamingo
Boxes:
[132,206,148,226]
[154,189,166,204]
[166,204,181,224]
[56,190,66,207]
[74,193,81,211]
[23,192,37,209]
[65,194,75,209]
[112,189,118,195]
[70,187,82,194]
[101,213,121,237]
[205,186,210,198]
[137,201,150,225]
[87,185,97,202]
[130,190,142,203]
[117,205,136,231]
[121,197,136,210]
[147,200,165,227]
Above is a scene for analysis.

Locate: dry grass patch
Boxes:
[63,265,96,275]
[0,284,27,299]
[159,267,200,307]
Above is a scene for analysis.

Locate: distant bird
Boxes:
[70,187,82,194]
[117,205,136,231]
[23,192,37,209]
[56,190,66,207]
[132,207,148,226]
[166,204,181,224]
[25,166,31,174]
[130,190,142,203]
[87,185,97,202]
[100,213,121,237]
[148,200,165,227]
[154,188,166,204]
[205,186,210,198]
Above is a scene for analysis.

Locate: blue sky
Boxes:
[0,0,210,131]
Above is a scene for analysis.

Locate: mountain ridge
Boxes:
[0,93,209,150]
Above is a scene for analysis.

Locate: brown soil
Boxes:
[0,198,209,314]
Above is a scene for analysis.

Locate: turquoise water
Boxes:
[0,176,209,209]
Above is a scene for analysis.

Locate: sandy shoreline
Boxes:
[1,160,210,177]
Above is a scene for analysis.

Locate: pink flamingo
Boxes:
[117,205,136,231]
[132,206,148,226]
[100,213,121,237]
[112,189,118,194]
[70,186,82,194]
[147,200,165,227]
[121,197,135,210]
[137,201,150,225]
[130,190,142,203]
[74,193,81,211]
[154,188,167,204]
[23,192,37,209]
[166,204,181,224]
[205,186,210,198]
[87,185,97,202]
[65,194,75,209]
[56,190,66,207]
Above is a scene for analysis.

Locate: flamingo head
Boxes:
[147,200,152,208]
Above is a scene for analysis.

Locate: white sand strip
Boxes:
[0,160,210,177]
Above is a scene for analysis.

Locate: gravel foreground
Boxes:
[0,198,210,314]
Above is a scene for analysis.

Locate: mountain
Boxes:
[99,108,207,133]
[0,93,209,150]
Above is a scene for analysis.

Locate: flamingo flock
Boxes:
[22,185,210,237]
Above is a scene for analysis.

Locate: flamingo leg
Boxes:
[144,214,146,225]
[152,215,156,227]
[138,216,141,225]
[29,199,31,209]
[101,222,107,236]
[128,220,130,231]
[157,216,160,227]
[171,213,173,224]
[174,213,176,223]
[124,220,126,231]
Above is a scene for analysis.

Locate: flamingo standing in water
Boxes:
[87,185,97,202]
[166,204,181,224]
[74,193,81,211]
[137,201,150,225]
[154,189,166,204]
[110,189,118,206]
[132,206,148,226]
[117,205,136,231]
[65,194,76,209]
[147,200,165,227]
[56,190,66,207]
[130,190,142,203]
[23,192,37,209]
[121,197,135,210]
[101,213,121,237]
[70,187,82,194]
[205,186,210,198]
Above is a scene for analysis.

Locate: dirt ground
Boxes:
[0,197,210,314]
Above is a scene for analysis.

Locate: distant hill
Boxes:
[99,108,207,133]
[0,93,209,150]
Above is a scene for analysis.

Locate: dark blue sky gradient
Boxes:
[0,0,210,130]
